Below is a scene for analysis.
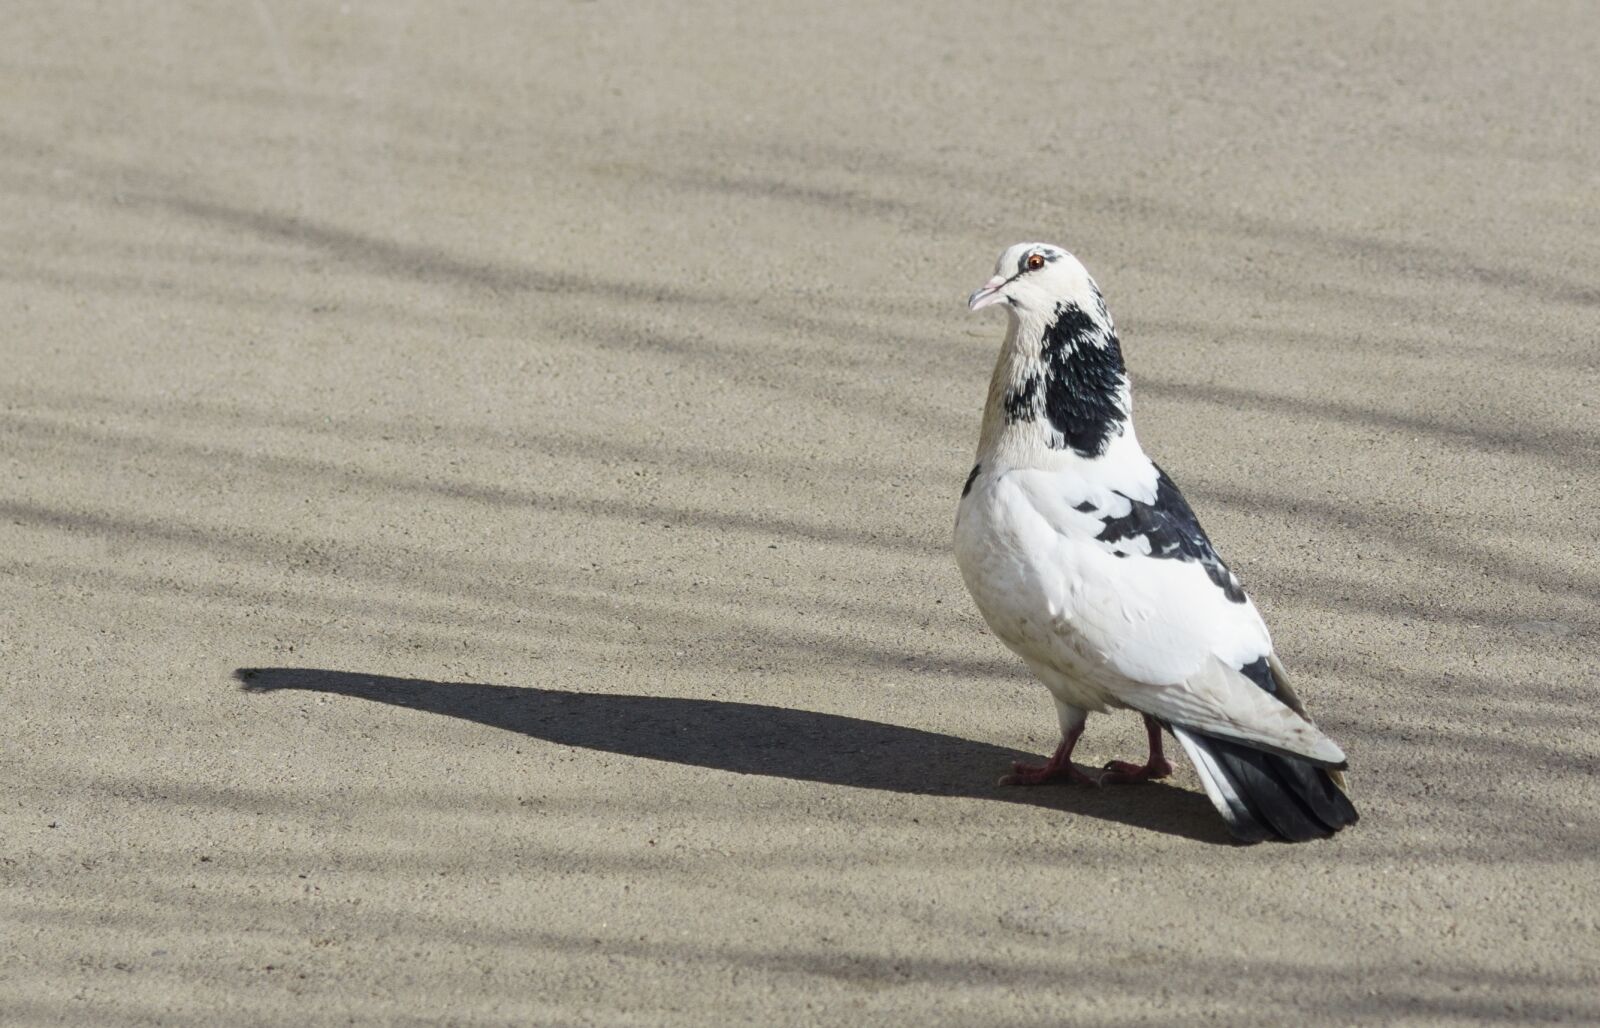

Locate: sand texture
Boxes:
[3,2,1598,1024]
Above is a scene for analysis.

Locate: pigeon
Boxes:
[953,242,1358,843]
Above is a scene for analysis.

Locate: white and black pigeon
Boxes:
[954,242,1358,843]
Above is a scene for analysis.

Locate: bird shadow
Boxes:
[235,667,1230,845]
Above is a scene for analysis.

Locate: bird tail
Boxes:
[1171,725,1359,843]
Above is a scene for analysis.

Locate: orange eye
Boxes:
[1026,253,1045,270]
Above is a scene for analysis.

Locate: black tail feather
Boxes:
[1175,728,1359,843]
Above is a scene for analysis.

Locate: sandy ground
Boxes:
[3,2,1599,1024]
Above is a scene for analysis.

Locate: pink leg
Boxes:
[1100,715,1174,784]
[999,719,1106,787]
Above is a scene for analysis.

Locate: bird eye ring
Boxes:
[1025,253,1045,270]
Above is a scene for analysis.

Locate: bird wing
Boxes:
[1115,656,1346,767]
[1004,468,1346,767]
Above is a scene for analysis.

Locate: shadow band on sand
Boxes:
[237,668,1230,844]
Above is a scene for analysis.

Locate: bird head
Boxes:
[965,242,1129,457]
[967,243,1102,320]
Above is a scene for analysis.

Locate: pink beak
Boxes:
[967,275,1009,311]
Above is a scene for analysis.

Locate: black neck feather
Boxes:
[1003,298,1128,458]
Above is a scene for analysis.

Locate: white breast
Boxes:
[955,464,1272,711]
[955,467,1127,711]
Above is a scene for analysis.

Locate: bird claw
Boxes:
[998,760,1106,788]
[1098,757,1174,785]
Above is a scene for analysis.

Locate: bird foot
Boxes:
[1098,757,1173,785]
[999,759,1107,788]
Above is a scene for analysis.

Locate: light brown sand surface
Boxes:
[4,2,1599,1024]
